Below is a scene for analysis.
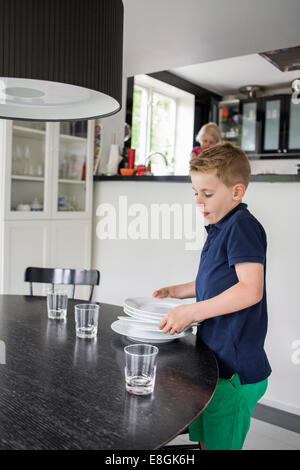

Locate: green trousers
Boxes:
[189,373,268,450]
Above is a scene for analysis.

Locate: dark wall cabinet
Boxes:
[239,94,300,156]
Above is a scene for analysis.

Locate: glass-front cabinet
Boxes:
[0,119,94,296]
[2,119,93,220]
[237,94,300,157]
[286,95,300,153]
[261,96,285,154]
[11,121,47,214]
[218,100,241,147]
[56,121,89,214]
[240,100,260,154]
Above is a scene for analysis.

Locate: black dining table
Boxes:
[0,295,218,450]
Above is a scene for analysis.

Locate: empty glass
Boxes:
[124,344,159,395]
[47,290,68,320]
[75,304,99,339]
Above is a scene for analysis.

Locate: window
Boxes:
[130,74,195,176]
[131,81,176,175]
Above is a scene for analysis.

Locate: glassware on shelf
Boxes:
[28,163,35,176]
[59,156,68,179]
[218,102,241,147]
[37,163,44,177]
[13,144,24,175]
[30,198,43,211]
[57,195,78,212]
[67,154,82,180]
[71,195,77,211]
[58,196,67,211]
[24,145,31,175]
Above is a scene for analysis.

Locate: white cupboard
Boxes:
[0,119,94,296]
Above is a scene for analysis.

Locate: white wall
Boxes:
[91,179,300,416]
[95,74,127,175]
[243,182,300,415]
[174,93,195,175]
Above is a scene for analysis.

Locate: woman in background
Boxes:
[191,122,222,157]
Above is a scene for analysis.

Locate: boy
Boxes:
[153,142,271,450]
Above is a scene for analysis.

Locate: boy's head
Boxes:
[190,142,251,224]
[196,122,222,150]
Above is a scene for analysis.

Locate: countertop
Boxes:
[94,174,300,183]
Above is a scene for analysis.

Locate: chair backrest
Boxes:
[24,267,100,301]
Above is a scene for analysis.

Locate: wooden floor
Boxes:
[165,418,300,450]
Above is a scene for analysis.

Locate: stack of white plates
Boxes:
[111,296,197,344]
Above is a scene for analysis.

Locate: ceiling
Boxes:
[123,0,300,93]
[170,53,300,96]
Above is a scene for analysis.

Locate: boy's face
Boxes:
[191,170,243,224]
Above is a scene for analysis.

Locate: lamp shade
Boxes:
[0,0,123,121]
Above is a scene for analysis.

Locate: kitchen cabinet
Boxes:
[261,94,300,155]
[237,94,300,157]
[261,95,286,154]
[0,119,94,295]
[240,99,261,155]
[286,95,300,153]
[218,100,241,147]
[0,220,51,295]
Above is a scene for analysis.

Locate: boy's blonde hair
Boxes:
[196,122,222,144]
[190,142,251,188]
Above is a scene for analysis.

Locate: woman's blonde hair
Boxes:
[190,142,251,188]
[196,122,222,144]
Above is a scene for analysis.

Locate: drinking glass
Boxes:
[124,344,159,395]
[75,304,99,339]
[47,290,68,320]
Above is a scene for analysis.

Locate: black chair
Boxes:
[161,428,201,450]
[24,267,100,302]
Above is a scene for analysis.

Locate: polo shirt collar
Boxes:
[205,203,248,233]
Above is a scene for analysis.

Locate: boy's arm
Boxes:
[159,263,264,334]
[153,281,196,299]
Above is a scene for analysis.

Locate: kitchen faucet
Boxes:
[144,152,168,167]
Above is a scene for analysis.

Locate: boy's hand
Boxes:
[152,287,172,298]
[158,304,195,334]
[153,281,196,300]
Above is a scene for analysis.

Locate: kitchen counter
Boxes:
[94,174,300,183]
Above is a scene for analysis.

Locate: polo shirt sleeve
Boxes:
[226,214,266,268]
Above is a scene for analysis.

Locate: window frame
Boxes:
[132,79,177,167]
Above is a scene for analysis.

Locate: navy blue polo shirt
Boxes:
[196,202,272,384]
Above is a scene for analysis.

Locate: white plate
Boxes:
[111,320,193,343]
[123,307,163,321]
[124,296,195,316]
[124,303,165,317]
[118,315,195,333]
[127,335,174,344]
[118,316,160,330]
[122,309,199,327]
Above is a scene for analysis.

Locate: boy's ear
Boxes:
[232,183,246,200]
